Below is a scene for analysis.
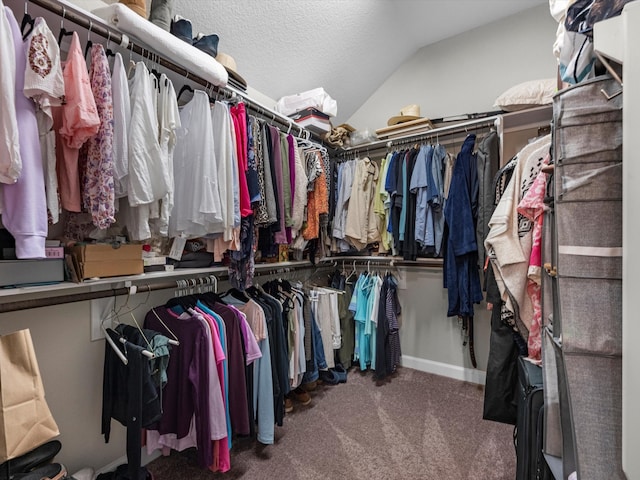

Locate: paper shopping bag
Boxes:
[0,329,59,462]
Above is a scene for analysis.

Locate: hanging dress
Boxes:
[1,7,47,258]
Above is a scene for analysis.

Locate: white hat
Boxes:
[387,104,422,126]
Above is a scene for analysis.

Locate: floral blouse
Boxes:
[81,44,115,229]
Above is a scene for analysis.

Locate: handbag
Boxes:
[0,329,59,462]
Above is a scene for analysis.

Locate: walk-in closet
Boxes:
[0,1,636,479]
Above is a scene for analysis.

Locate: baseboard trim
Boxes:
[401,355,486,385]
[95,450,161,475]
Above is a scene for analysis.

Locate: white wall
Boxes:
[397,267,491,384]
[347,4,558,132]
[343,4,556,383]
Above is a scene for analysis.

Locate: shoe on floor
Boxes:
[284,397,293,413]
[302,379,318,391]
[332,364,348,383]
[70,467,95,480]
[0,440,62,480]
[13,463,66,480]
[293,387,311,406]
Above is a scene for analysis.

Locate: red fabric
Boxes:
[230,103,252,217]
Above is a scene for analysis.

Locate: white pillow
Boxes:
[494,78,557,112]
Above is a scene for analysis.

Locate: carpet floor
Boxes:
[146,367,516,480]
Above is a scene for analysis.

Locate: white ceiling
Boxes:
[176,0,547,124]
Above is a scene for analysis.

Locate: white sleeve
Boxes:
[0,5,21,184]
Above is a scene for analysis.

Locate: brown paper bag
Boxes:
[0,329,59,462]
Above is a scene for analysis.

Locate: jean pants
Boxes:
[302,296,326,383]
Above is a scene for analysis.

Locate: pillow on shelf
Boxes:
[494,78,557,112]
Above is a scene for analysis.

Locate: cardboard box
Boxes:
[0,259,64,287]
[69,244,143,279]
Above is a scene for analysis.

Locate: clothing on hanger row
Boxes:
[1,5,331,290]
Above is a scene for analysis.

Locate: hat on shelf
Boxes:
[387,104,422,126]
[216,52,247,89]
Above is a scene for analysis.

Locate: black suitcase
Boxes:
[516,356,552,480]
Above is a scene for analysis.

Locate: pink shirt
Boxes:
[54,32,99,212]
[228,305,262,365]
[517,156,549,362]
[194,307,231,473]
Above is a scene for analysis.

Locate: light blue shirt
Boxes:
[410,145,433,246]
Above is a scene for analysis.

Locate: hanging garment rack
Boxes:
[20,0,322,143]
[339,115,499,158]
[319,255,443,269]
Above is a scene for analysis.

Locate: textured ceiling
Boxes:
[175,0,547,124]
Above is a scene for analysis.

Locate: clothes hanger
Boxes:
[128,311,155,358]
[100,291,129,365]
[104,30,115,58]
[150,52,161,80]
[177,84,194,103]
[57,7,73,46]
[103,326,129,365]
[345,260,357,283]
[21,1,35,39]
[84,21,93,61]
[148,308,180,346]
[222,287,250,303]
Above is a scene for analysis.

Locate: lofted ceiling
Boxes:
[175,0,548,124]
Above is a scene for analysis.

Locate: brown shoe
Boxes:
[284,397,293,413]
[302,380,318,391]
[293,387,311,406]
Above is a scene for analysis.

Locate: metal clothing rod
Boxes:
[23,0,320,142]
[339,116,498,157]
[0,261,325,313]
[319,256,443,268]
[0,281,178,314]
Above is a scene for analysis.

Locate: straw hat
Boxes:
[216,52,247,88]
[387,104,422,126]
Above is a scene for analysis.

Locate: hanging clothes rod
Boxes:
[0,261,330,314]
[339,115,498,157]
[22,0,320,143]
[0,280,195,314]
[319,256,443,268]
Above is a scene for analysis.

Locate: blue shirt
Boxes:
[409,145,434,246]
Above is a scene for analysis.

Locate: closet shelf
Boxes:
[340,115,500,156]
[339,106,553,158]
[0,261,321,313]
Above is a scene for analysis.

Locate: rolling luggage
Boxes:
[516,356,551,480]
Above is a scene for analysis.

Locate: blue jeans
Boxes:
[302,299,326,383]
